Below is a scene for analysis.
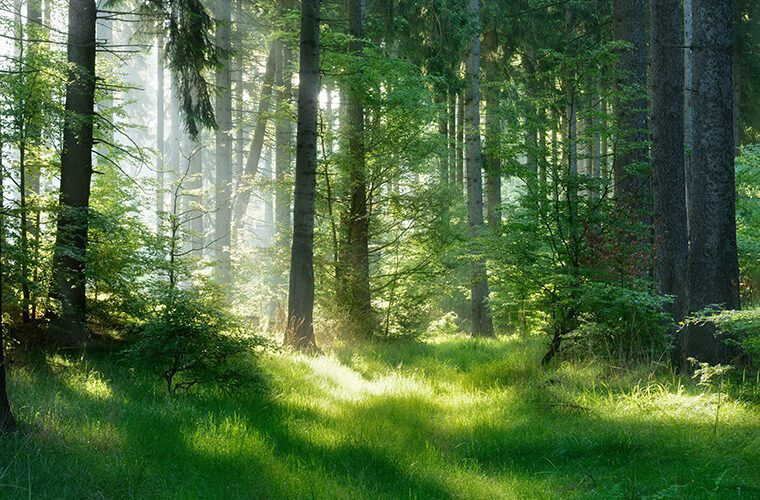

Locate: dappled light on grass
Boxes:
[1,335,759,498]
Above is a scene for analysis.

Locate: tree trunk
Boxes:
[448,91,456,185]
[484,90,501,229]
[678,0,740,369]
[457,91,464,193]
[51,0,97,345]
[275,39,293,246]
[232,43,276,230]
[0,135,17,433]
[465,0,494,337]
[286,0,321,350]
[651,0,688,322]
[611,0,650,214]
[214,0,233,285]
[156,34,165,234]
[342,0,372,339]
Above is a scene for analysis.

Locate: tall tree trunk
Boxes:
[232,43,276,230]
[156,34,165,233]
[448,91,456,185]
[484,90,501,229]
[51,0,97,344]
[233,0,245,183]
[678,0,740,369]
[683,0,693,234]
[0,135,17,433]
[457,91,464,193]
[286,0,321,350]
[465,0,494,337]
[612,0,650,214]
[214,0,233,285]
[651,0,687,322]
[275,39,293,246]
[342,0,372,339]
[189,139,204,253]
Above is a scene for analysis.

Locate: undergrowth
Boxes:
[1,334,758,499]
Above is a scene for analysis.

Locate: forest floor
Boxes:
[1,333,759,499]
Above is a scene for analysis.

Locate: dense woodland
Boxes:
[1,0,760,497]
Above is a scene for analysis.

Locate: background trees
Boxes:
[0,0,756,437]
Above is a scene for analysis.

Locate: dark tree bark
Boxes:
[464,0,493,337]
[286,0,321,350]
[232,43,276,230]
[0,136,17,433]
[611,0,650,214]
[341,0,372,339]
[448,91,456,185]
[677,0,740,369]
[214,0,233,284]
[51,0,97,344]
[651,0,688,322]
[483,29,501,229]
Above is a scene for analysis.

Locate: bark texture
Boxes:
[51,0,97,344]
[611,0,650,213]
[678,0,740,369]
[342,0,372,339]
[286,0,320,350]
[650,0,687,322]
[464,0,493,337]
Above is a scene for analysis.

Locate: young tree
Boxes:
[286,0,320,350]
[651,0,687,322]
[0,137,16,433]
[464,0,493,337]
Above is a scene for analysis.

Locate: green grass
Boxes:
[1,334,759,499]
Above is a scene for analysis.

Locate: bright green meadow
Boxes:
[1,334,759,499]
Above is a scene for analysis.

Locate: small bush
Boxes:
[125,286,266,394]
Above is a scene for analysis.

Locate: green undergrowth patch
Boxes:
[1,334,759,499]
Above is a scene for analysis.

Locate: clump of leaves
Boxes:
[125,286,266,394]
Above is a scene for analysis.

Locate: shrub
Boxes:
[125,286,266,394]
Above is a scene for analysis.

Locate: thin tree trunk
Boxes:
[286,0,321,350]
[457,91,464,192]
[484,90,501,229]
[51,0,97,345]
[448,91,456,185]
[651,0,687,322]
[214,0,233,284]
[156,34,165,233]
[465,0,494,337]
[275,39,293,246]
[232,43,276,230]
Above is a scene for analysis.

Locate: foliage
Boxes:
[124,285,266,394]
[735,143,760,306]
[690,307,760,364]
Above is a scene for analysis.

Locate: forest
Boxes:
[1,0,760,497]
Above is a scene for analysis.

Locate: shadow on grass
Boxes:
[1,340,759,499]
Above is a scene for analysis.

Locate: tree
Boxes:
[611,0,649,215]
[286,0,320,350]
[0,134,16,433]
[650,0,687,322]
[214,0,233,285]
[677,0,741,369]
[340,0,372,338]
[50,0,97,344]
[464,0,493,337]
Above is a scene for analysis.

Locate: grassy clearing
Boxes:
[1,334,759,499]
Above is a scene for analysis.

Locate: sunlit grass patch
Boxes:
[1,334,759,498]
